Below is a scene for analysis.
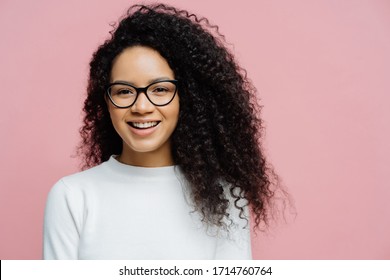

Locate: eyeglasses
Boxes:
[106,80,178,108]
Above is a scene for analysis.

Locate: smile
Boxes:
[128,121,160,129]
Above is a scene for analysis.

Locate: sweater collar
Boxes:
[106,155,180,179]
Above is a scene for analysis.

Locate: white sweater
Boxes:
[43,156,251,259]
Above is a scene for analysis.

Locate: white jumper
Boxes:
[43,156,251,259]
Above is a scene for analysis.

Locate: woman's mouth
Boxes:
[128,121,160,129]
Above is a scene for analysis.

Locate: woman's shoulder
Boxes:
[62,161,110,185]
[49,159,113,197]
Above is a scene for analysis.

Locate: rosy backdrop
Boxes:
[1,0,389,259]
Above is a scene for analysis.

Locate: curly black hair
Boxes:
[78,3,285,230]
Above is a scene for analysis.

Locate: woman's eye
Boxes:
[117,89,134,95]
[153,87,168,93]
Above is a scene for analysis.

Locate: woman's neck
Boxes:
[118,144,175,167]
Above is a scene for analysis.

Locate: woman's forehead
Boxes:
[110,46,175,85]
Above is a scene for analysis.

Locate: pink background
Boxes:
[1,0,389,259]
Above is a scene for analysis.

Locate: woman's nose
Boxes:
[130,91,155,114]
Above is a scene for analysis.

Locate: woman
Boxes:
[44,3,281,260]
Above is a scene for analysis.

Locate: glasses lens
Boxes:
[107,81,177,107]
[108,84,137,107]
[147,81,177,105]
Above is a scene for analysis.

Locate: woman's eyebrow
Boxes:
[147,77,174,83]
[112,77,174,85]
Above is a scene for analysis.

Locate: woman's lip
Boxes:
[127,122,160,137]
[128,120,161,123]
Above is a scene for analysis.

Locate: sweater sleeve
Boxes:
[43,179,82,260]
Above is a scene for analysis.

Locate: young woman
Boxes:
[43,3,281,260]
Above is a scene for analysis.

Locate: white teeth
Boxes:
[131,121,158,128]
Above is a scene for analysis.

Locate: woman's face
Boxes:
[107,46,180,166]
